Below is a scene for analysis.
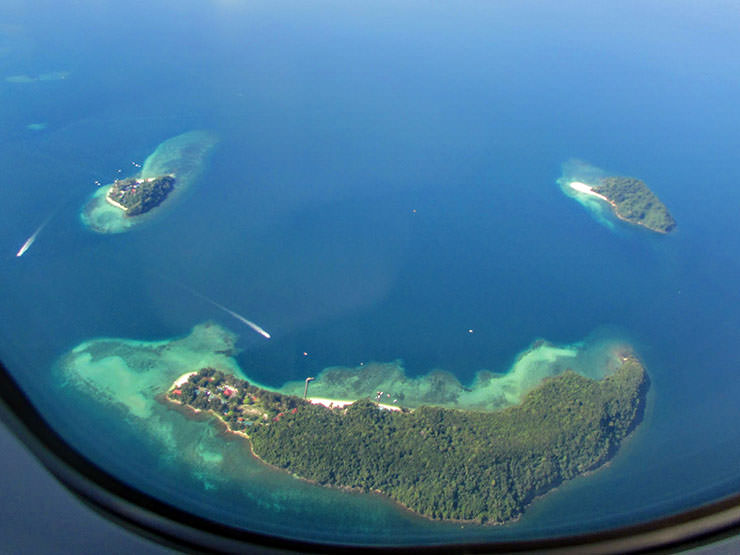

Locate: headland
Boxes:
[564,174,675,234]
[590,176,676,233]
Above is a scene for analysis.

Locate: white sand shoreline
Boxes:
[569,181,610,202]
[167,377,402,412]
[104,188,129,212]
[172,371,197,389]
[308,396,401,412]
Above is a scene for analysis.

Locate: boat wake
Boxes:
[207,298,271,339]
[16,213,54,257]
[161,275,271,339]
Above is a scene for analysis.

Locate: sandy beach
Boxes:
[167,375,402,412]
[569,181,610,202]
[308,397,401,412]
[172,371,197,389]
[104,188,129,212]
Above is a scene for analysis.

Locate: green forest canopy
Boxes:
[593,176,676,233]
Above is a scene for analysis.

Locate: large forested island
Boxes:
[166,356,648,524]
[592,176,676,233]
[106,174,175,216]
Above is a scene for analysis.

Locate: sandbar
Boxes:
[307,397,401,412]
[172,371,198,389]
[569,181,610,202]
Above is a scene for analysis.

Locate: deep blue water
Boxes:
[3,0,740,545]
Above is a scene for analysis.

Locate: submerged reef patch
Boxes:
[59,323,247,489]
[5,70,70,83]
[281,338,623,411]
[62,322,242,419]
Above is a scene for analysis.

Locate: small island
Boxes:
[81,130,218,234]
[166,355,648,524]
[589,176,676,233]
[106,174,175,217]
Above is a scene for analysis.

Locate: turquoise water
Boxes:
[3,0,740,545]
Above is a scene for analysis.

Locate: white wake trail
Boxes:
[16,214,54,257]
[212,301,272,339]
[164,277,272,340]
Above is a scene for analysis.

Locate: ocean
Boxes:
[2,0,740,545]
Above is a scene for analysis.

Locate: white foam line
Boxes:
[154,274,272,339]
[16,213,54,257]
[171,280,271,340]
[214,302,272,339]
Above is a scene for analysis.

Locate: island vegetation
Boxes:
[592,176,676,233]
[106,174,175,216]
[166,356,648,524]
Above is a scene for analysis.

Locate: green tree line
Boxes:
[593,176,676,233]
